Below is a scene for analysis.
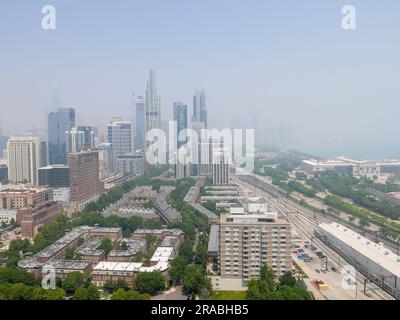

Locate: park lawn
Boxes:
[210,291,247,300]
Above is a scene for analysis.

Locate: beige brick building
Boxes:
[219,211,291,283]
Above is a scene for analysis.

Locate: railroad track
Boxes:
[234,175,393,300]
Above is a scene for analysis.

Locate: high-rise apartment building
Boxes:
[48,108,75,164]
[7,136,40,186]
[219,209,291,283]
[107,119,132,173]
[173,102,188,149]
[145,69,161,147]
[69,150,103,213]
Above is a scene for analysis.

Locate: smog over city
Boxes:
[1,1,399,159]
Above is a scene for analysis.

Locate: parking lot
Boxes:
[292,242,374,300]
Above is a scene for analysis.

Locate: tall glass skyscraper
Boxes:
[47,107,75,165]
[192,89,207,128]
[134,95,145,151]
[173,102,188,149]
[107,118,132,173]
[145,69,161,147]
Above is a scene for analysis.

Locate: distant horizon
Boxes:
[1,0,400,160]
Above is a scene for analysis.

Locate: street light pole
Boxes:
[355,281,358,300]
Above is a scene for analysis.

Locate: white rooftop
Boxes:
[93,261,143,272]
[318,223,400,278]
[150,246,174,262]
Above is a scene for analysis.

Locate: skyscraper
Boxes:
[175,148,191,179]
[212,146,230,185]
[107,118,132,173]
[173,102,188,149]
[145,69,161,147]
[48,108,75,165]
[39,141,48,167]
[0,121,8,159]
[66,126,96,154]
[192,89,207,128]
[134,95,146,151]
[97,142,113,180]
[7,136,40,186]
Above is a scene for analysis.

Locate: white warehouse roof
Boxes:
[318,223,400,278]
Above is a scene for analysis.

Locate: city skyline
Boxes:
[1,1,400,159]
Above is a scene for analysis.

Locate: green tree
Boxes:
[120,241,128,251]
[99,237,113,254]
[62,272,90,294]
[169,256,187,285]
[0,268,38,286]
[246,266,314,300]
[45,287,66,300]
[87,284,100,300]
[110,288,150,300]
[279,272,297,287]
[73,288,90,300]
[103,279,128,293]
[135,271,165,295]
[182,264,212,297]
[178,240,193,262]
[143,219,162,229]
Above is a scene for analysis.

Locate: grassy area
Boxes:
[210,290,247,300]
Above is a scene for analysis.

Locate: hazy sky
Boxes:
[1,0,399,158]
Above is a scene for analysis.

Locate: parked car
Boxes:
[315,269,321,273]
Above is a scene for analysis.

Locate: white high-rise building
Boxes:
[132,94,146,151]
[107,118,132,173]
[145,69,161,148]
[66,127,85,154]
[7,136,40,186]
[212,146,230,185]
[192,89,207,128]
[175,148,191,179]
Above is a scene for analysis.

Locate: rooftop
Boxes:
[93,261,143,272]
[208,225,219,254]
[318,223,400,278]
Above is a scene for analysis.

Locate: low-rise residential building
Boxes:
[107,238,146,262]
[91,261,143,288]
[76,237,107,263]
[41,260,93,280]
